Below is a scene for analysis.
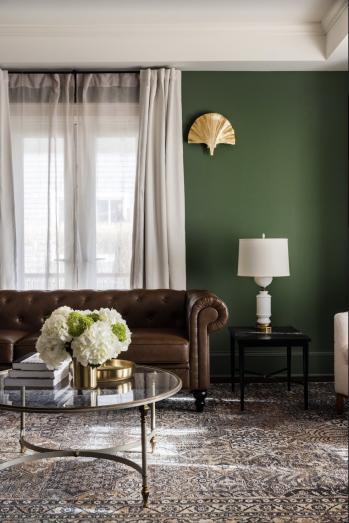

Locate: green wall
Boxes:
[182,72,348,379]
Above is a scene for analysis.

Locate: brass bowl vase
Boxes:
[97,359,134,385]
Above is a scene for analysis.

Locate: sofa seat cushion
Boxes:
[13,328,189,365]
[127,328,189,364]
[0,330,31,363]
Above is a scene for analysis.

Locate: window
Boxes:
[96,200,124,224]
[9,72,140,290]
[19,132,138,290]
[111,201,124,223]
[23,137,65,289]
[97,200,109,223]
[95,136,137,289]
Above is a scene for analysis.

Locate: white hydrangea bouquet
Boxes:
[35,306,131,369]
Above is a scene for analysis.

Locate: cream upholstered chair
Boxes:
[334,312,348,413]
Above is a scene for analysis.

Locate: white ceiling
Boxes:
[0,0,347,70]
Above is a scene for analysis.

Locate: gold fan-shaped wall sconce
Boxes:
[188,112,236,156]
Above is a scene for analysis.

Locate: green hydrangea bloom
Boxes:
[112,322,127,342]
[67,312,94,338]
[87,312,100,322]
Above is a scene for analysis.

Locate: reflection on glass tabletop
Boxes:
[0,365,182,412]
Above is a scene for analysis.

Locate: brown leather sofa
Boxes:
[0,289,228,411]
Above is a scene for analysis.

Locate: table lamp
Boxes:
[237,234,290,333]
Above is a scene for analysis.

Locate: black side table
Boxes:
[229,326,311,411]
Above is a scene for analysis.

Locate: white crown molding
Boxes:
[0,18,346,71]
[0,22,324,38]
[0,26,325,67]
[324,1,348,59]
[322,0,348,33]
[0,1,346,71]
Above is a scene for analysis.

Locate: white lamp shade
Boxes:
[238,238,290,277]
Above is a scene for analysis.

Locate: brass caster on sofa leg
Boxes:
[193,390,207,413]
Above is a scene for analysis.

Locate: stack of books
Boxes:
[4,353,71,388]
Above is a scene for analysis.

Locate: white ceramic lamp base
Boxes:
[254,276,272,333]
[256,290,272,332]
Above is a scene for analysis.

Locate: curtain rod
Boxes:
[6,69,141,74]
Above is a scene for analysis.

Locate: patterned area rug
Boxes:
[0,383,347,522]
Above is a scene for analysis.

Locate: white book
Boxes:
[4,366,70,388]
[13,353,50,371]
[13,353,70,374]
[8,365,68,379]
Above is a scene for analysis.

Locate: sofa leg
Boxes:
[336,393,345,414]
[193,390,207,412]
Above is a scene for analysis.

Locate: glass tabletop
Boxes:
[0,365,182,413]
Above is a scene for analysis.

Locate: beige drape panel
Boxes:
[131,68,186,289]
[0,70,17,288]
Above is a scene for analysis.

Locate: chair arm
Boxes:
[334,312,348,396]
[186,290,229,390]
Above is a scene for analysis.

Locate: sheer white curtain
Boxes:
[131,68,186,289]
[0,69,17,288]
[77,73,139,289]
[9,73,75,289]
[7,72,139,290]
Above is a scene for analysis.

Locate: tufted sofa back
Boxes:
[0,290,187,332]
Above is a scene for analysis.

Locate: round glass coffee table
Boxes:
[0,365,181,507]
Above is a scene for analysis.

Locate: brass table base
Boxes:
[0,404,156,509]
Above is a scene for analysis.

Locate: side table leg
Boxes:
[303,343,309,410]
[150,402,157,453]
[20,411,26,453]
[239,344,245,411]
[287,346,291,392]
[230,333,235,393]
[139,405,149,508]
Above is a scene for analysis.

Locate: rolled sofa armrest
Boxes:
[186,290,229,390]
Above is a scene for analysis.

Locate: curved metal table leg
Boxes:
[0,401,158,509]
[0,449,143,474]
[20,431,157,455]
